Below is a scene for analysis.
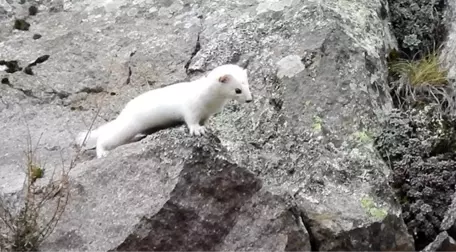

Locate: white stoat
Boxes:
[76,64,253,158]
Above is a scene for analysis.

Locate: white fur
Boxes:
[76,64,253,158]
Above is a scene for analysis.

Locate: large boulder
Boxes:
[40,132,311,251]
[1,0,415,250]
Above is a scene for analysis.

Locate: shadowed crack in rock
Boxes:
[1,55,50,76]
[28,55,50,68]
[24,55,51,75]
[126,66,132,85]
[1,77,37,98]
[289,206,318,251]
[1,77,10,84]
[0,60,22,73]
[184,33,202,75]
[45,88,70,99]
[125,50,136,85]
[78,86,105,94]
[110,147,263,251]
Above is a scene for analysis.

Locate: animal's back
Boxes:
[119,81,194,129]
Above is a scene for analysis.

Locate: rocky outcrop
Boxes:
[422,232,456,252]
[441,0,456,81]
[38,132,310,251]
[1,0,416,251]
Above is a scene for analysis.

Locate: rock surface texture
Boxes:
[0,0,422,251]
[441,0,456,81]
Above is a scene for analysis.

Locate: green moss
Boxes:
[370,208,388,219]
[312,116,322,132]
[360,197,374,209]
[13,19,31,31]
[353,131,373,144]
[30,165,44,182]
[360,196,388,220]
[309,212,336,222]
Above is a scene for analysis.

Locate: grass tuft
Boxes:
[30,165,44,184]
[386,50,455,116]
[389,52,448,87]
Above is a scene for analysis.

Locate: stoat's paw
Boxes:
[96,148,109,159]
[189,125,207,136]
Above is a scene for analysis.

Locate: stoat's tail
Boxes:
[76,128,100,150]
[76,121,114,149]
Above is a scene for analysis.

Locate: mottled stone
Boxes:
[422,232,456,252]
[0,0,415,250]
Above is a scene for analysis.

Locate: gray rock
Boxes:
[441,0,456,82]
[40,132,311,251]
[441,191,456,239]
[0,0,415,250]
[422,232,456,252]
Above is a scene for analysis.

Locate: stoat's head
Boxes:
[208,64,253,103]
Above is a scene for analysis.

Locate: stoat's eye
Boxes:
[235,88,242,94]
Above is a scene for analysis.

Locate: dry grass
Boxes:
[0,131,70,252]
[389,52,448,87]
[387,51,455,115]
[0,108,100,252]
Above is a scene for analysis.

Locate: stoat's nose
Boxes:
[246,99,253,103]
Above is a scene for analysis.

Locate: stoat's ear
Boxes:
[219,74,230,83]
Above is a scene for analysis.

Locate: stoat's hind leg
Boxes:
[129,133,147,143]
[96,119,140,158]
